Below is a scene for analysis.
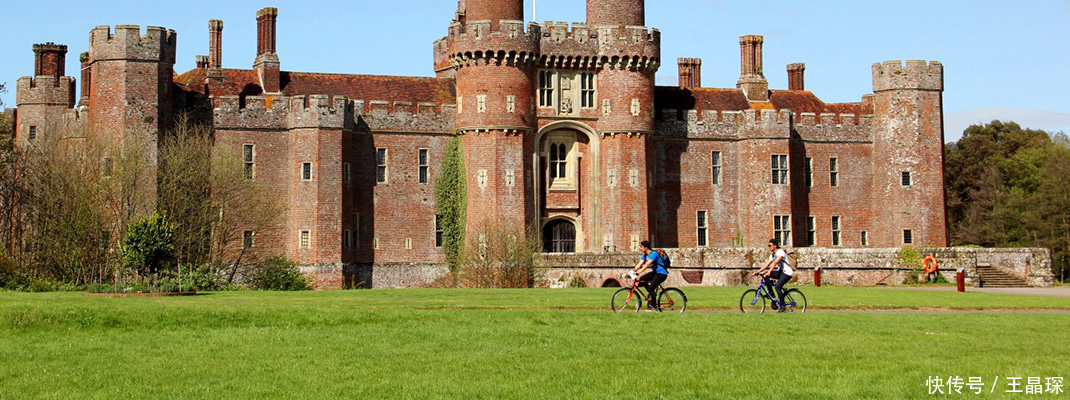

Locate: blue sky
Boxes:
[1,0,1067,142]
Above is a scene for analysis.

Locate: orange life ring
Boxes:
[922,256,938,273]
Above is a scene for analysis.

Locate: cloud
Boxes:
[945,108,1070,142]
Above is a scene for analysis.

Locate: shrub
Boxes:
[568,276,587,288]
[456,222,542,288]
[249,257,311,291]
[120,212,176,277]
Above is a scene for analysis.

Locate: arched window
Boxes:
[543,219,576,253]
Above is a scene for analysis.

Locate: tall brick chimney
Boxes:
[33,43,67,78]
[196,55,209,69]
[254,8,280,93]
[737,35,768,101]
[788,63,805,91]
[678,57,701,89]
[209,19,223,69]
[79,52,90,106]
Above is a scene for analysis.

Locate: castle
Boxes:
[10,1,949,288]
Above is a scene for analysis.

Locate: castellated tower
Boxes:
[86,25,177,211]
[445,0,540,234]
[871,60,948,247]
[15,43,76,147]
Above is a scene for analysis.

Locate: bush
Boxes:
[249,257,311,291]
[568,276,587,288]
[121,212,176,277]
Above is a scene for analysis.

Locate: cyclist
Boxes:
[753,238,794,313]
[630,240,668,309]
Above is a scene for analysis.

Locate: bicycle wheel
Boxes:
[740,289,765,313]
[612,288,642,312]
[783,289,807,313]
[658,288,687,313]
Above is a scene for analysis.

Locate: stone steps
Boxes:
[976,265,1029,288]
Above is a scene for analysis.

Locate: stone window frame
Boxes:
[902,229,913,245]
[831,215,842,246]
[299,229,311,250]
[343,229,352,250]
[28,126,37,141]
[711,151,722,185]
[343,162,352,187]
[418,148,429,184]
[806,216,815,246]
[376,148,389,184]
[829,157,839,187]
[301,162,312,181]
[546,132,578,191]
[243,144,256,180]
[434,214,444,248]
[804,157,812,187]
[861,231,869,247]
[537,70,555,109]
[901,171,912,186]
[579,72,597,109]
[773,214,791,247]
[771,154,789,185]
[243,230,255,250]
[696,210,708,247]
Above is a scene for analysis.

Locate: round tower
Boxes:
[587,0,645,26]
[446,0,540,232]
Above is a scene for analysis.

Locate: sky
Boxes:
[1,0,1068,143]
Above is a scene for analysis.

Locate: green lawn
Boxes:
[1,288,1068,399]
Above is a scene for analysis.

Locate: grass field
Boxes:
[1,287,1069,399]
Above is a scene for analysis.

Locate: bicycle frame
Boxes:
[747,279,796,308]
[622,278,681,310]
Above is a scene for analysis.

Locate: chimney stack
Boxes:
[209,19,223,69]
[678,58,702,89]
[737,35,768,101]
[33,43,67,78]
[788,63,805,91]
[79,52,90,106]
[254,8,280,93]
[196,55,209,69]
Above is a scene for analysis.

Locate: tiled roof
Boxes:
[174,68,456,105]
[655,86,750,111]
[769,90,868,115]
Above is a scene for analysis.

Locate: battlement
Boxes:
[872,60,942,92]
[213,95,456,133]
[534,22,660,71]
[655,108,872,142]
[15,76,76,108]
[89,25,177,64]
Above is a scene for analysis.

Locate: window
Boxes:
[28,126,37,141]
[435,215,444,247]
[538,70,554,108]
[831,216,841,246]
[301,162,312,181]
[243,144,255,180]
[299,230,311,249]
[697,210,708,247]
[344,229,352,250]
[771,155,788,185]
[580,72,596,108]
[861,231,869,247]
[806,216,815,246]
[711,151,722,185]
[804,157,813,187]
[418,148,429,184]
[829,157,839,187]
[901,171,912,186]
[376,148,388,183]
[903,229,913,245]
[774,215,791,247]
[344,162,351,187]
[547,135,576,189]
[102,157,113,178]
[243,230,255,250]
[405,238,413,250]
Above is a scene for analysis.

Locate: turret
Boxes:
[870,60,946,247]
[458,0,522,30]
[254,8,280,93]
[737,35,768,101]
[587,0,645,26]
[15,43,76,145]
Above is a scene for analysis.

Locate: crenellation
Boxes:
[15,76,76,108]
[89,25,177,64]
[872,60,943,92]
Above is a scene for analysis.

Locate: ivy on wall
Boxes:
[435,136,467,271]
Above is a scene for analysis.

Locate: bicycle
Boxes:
[612,271,687,313]
[739,276,807,313]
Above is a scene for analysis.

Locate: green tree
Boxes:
[120,212,175,278]
[435,136,467,272]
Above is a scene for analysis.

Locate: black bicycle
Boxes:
[739,278,807,313]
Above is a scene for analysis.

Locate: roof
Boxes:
[174,68,456,105]
[655,86,870,115]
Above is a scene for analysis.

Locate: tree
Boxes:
[120,212,175,278]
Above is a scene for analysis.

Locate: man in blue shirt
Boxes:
[630,240,668,309]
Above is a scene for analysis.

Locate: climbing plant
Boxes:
[435,136,467,272]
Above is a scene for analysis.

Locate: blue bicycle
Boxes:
[739,278,807,313]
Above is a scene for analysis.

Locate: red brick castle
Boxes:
[11,0,948,288]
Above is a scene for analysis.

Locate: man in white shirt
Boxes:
[753,238,794,313]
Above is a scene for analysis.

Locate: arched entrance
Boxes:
[543,219,576,253]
